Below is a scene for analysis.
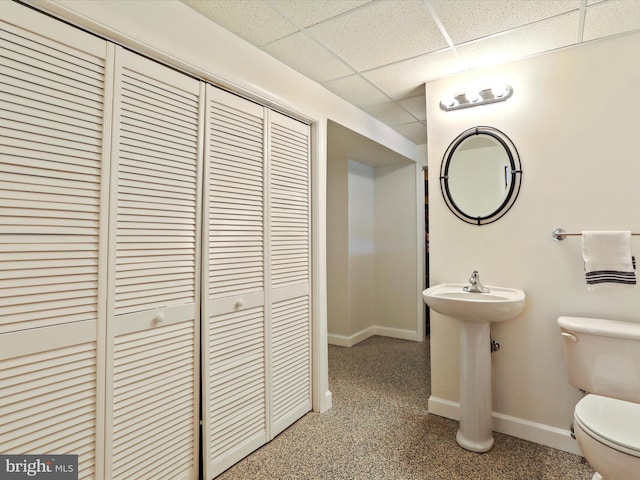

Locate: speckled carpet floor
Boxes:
[216,335,595,480]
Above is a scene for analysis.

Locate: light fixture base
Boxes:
[440,85,513,111]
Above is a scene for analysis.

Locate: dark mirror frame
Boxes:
[440,126,522,226]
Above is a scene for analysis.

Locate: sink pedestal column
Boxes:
[457,320,494,452]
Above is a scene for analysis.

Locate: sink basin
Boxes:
[422,283,525,323]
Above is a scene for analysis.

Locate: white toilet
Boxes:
[558,316,640,480]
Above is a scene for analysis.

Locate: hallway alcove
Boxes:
[326,120,424,348]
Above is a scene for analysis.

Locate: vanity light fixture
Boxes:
[440,84,513,111]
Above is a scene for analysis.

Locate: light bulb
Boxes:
[491,83,509,98]
[465,89,480,103]
[441,94,457,108]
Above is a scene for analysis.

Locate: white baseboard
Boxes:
[428,396,582,456]
[374,326,423,341]
[428,396,460,420]
[328,326,375,347]
[328,326,422,347]
[323,390,332,412]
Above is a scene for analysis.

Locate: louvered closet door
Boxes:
[106,48,203,480]
[0,325,100,479]
[268,112,312,436]
[202,85,267,479]
[0,4,109,479]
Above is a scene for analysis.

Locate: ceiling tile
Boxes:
[393,121,427,145]
[181,0,297,46]
[399,94,427,121]
[362,101,417,126]
[363,49,463,100]
[323,74,390,108]
[457,11,579,70]
[269,0,371,28]
[264,32,354,82]
[583,0,640,42]
[430,0,580,45]
[308,0,448,71]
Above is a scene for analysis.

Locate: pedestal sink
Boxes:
[422,283,525,452]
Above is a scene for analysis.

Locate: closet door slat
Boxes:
[270,294,311,436]
[0,15,107,335]
[207,92,265,301]
[207,306,267,474]
[114,51,201,316]
[0,321,99,480]
[111,322,196,480]
[269,115,311,290]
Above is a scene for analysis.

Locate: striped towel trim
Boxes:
[585,256,637,287]
[585,271,636,285]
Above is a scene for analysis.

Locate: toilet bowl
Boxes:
[558,316,640,480]
[573,395,640,480]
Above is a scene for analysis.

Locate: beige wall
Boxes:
[374,164,421,334]
[327,158,377,340]
[327,157,422,346]
[348,161,376,335]
[427,30,640,453]
[327,157,350,338]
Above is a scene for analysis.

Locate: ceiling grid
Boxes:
[182,0,640,145]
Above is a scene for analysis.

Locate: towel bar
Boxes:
[552,227,640,241]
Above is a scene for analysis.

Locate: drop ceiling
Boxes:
[181,0,640,145]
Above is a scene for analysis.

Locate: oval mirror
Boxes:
[440,126,522,225]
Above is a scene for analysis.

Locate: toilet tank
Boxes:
[558,316,640,404]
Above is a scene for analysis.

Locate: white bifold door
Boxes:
[0,4,111,479]
[202,86,312,478]
[104,48,203,479]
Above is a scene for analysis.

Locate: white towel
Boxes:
[582,231,636,290]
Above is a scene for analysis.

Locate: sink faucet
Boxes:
[463,270,490,293]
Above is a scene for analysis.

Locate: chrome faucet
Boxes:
[463,270,490,293]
